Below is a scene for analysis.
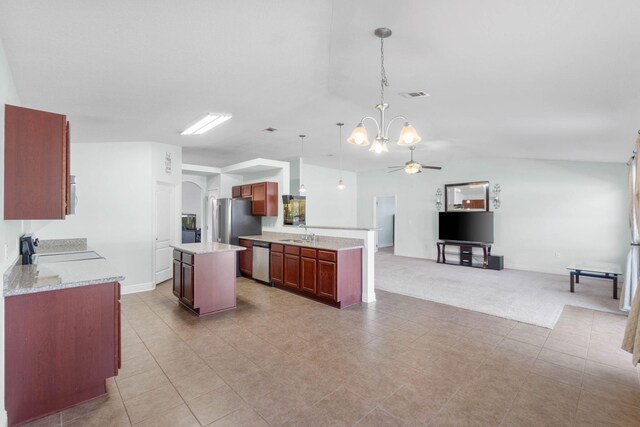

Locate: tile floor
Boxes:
[25,278,640,426]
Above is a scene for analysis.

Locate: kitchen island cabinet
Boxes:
[171,242,246,316]
[5,281,122,427]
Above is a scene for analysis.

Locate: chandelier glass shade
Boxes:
[348,27,422,153]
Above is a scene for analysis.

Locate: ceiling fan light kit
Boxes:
[348,27,422,153]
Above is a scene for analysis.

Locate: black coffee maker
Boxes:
[20,234,39,265]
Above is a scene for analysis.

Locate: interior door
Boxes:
[155,183,174,284]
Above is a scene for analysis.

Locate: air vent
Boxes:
[400,91,430,98]
[262,127,277,133]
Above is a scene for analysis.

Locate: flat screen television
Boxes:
[438,211,494,243]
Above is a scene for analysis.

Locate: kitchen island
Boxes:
[3,247,124,427]
[170,242,246,316]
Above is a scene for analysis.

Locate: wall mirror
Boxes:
[445,181,489,211]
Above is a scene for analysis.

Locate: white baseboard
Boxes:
[1,409,7,427]
[377,243,393,248]
[120,281,155,295]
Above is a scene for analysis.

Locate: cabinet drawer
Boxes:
[241,185,252,197]
[285,245,300,255]
[317,250,336,262]
[271,243,284,253]
[173,250,182,262]
[182,253,194,265]
[301,248,317,258]
[238,239,253,248]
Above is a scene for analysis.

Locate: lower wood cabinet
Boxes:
[284,253,300,289]
[317,259,337,300]
[5,282,121,427]
[238,239,253,277]
[270,250,284,285]
[172,248,238,315]
[300,256,317,294]
[269,244,362,308]
[172,258,181,297]
[181,262,195,306]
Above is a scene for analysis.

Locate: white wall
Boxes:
[0,36,21,427]
[297,163,358,228]
[30,142,182,292]
[357,157,628,275]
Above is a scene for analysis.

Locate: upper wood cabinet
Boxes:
[232,181,278,217]
[4,104,70,220]
[251,182,278,216]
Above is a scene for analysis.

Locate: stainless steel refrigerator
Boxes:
[212,198,262,276]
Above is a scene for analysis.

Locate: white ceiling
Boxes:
[1,0,639,171]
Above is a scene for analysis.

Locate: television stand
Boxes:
[436,241,491,269]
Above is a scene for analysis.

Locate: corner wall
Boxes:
[357,157,628,274]
[0,35,21,427]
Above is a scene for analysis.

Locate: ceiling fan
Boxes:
[387,146,442,174]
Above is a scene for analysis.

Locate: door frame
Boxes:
[153,181,179,285]
[373,195,397,252]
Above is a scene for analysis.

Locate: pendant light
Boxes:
[298,134,306,194]
[336,123,345,190]
[348,27,422,153]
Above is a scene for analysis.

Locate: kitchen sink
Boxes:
[278,239,305,243]
[33,251,103,264]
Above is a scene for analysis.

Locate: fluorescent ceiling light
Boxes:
[181,113,232,135]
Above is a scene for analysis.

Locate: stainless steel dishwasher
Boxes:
[252,241,271,284]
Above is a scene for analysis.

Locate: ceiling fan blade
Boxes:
[387,166,405,168]
[387,168,404,173]
[420,165,442,170]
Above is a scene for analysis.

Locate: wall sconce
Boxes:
[435,188,443,211]
[492,184,501,209]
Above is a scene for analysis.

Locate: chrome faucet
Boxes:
[298,224,308,240]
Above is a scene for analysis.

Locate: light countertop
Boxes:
[4,258,125,297]
[239,235,364,251]
[171,242,246,255]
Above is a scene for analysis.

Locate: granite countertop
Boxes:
[239,235,364,251]
[4,258,125,297]
[171,242,246,255]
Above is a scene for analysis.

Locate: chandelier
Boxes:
[347,27,422,154]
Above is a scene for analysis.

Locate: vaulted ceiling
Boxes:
[1,0,639,171]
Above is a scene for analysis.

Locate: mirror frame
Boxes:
[444,181,490,212]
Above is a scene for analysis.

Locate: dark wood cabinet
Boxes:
[181,263,195,306]
[4,104,71,219]
[251,181,278,216]
[270,251,284,285]
[231,186,242,198]
[269,245,362,308]
[172,259,182,297]
[231,181,278,216]
[317,259,337,301]
[270,244,284,286]
[172,248,238,315]
[300,256,317,294]
[238,239,253,277]
[284,252,300,290]
[5,282,121,427]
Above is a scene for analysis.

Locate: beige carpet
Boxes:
[375,249,624,328]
